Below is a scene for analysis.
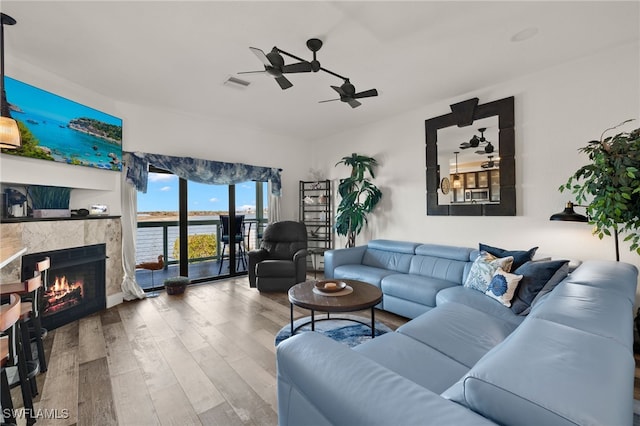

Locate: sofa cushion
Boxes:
[436,286,525,326]
[510,259,569,314]
[484,268,523,307]
[381,273,459,308]
[397,302,518,368]
[479,243,538,270]
[354,332,469,393]
[408,253,469,283]
[362,249,414,273]
[463,252,514,293]
[333,264,395,287]
[530,281,634,349]
[450,318,634,426]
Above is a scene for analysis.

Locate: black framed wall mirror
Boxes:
[426,96,515,216]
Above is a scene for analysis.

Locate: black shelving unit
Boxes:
[299,180,332,274]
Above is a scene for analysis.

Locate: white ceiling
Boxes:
[3,1,639,142]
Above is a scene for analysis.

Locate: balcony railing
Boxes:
[136,218,266,270]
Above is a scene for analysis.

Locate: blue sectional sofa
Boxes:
[276,239,639,426]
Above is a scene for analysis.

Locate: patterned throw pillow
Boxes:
[485,267,523,307]
[463,251,514,293]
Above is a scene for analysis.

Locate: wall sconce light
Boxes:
[0,13,20,150]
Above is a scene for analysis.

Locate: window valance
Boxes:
[123,151,282,195]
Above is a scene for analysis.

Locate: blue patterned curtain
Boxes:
[123,151,281,195]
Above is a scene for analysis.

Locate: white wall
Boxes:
[0,58,309,219]
[114,102,308,220]
[3,40,639,298]
[312,42,640,277]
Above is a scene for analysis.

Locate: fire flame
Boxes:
[49,276,84,297]
[43,276,84,315]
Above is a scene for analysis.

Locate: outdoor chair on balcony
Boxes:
[218,215,247,274]
[248,221,307,292]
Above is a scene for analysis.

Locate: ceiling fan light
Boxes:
[469,135,480,147]
[0,116,21,149]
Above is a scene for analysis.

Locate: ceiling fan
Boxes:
[238,38,379,107]
[238,47,312,90]
[481,155,499,169]
[459,127,494,154]
[319,80,378,109]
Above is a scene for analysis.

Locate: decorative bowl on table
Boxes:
[315,280,347,293]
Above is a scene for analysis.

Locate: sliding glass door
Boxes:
[136,169,268,288]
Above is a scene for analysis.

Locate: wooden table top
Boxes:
[288,279,383,313]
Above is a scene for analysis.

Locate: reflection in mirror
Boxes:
[425,96,515,216]
[437,116,499,206]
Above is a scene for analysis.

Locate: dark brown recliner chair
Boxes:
[248,221,308,292]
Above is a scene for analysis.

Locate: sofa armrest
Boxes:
[323,245,368,279]
[277,332,495,426]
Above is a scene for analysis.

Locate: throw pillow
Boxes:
[485,268,523,307]
[524,262,570,315]
[464,251,514,293]
[479,243,539,270]
[510,259,570,315]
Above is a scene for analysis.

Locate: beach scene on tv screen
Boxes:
[2,76,123,171]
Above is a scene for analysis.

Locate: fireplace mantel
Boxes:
[1,215,120,224]
[0,217,123,308]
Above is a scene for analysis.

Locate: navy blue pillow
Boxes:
[479,243,538,270]
[510,259,569,315]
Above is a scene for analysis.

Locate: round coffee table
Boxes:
[288,279,383,338]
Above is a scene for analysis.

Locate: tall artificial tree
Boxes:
[335,153,382,248]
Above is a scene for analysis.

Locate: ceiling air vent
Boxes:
[223,76,251,88]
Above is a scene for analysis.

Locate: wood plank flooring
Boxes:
[11,276,640,425]
[11,275,407,426]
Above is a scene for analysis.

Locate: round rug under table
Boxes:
[275,314,393,348]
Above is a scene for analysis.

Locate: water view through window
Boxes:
[136,171,268,288]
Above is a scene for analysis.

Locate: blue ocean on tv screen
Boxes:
[4,76,123,171]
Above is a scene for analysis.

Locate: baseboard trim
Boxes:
[107,292,124,308]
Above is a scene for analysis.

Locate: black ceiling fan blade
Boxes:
[275,75,293,90]
[249,47,272,67]
[318,98,340,103]
[331,85,346,96]
[237,70,266,75]
[347,99,362,108]
[282,61,312,73]
[459,142,471,149]
[353,88,378,99]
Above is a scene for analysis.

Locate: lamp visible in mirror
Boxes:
[0,13,20,150]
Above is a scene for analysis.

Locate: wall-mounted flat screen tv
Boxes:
[2,76,122,171]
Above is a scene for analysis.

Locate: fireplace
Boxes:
[21,244,106,330]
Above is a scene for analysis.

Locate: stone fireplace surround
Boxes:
[0,217,123,309]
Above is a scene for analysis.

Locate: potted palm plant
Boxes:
[335,153,382,248]
[560,120,640,259]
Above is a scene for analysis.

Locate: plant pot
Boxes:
[164,276,189,295]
